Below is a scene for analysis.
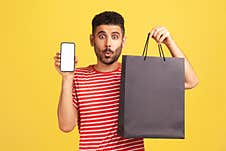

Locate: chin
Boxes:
[102,59,116,65]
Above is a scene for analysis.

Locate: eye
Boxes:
[98,34,106,39]
[112,34,119,40]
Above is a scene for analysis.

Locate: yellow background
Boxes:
[0,0,225,150]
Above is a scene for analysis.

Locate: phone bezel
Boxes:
[60,42,76,72]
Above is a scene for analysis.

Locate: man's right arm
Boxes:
[54,52,78,133]
[57,75,78,132]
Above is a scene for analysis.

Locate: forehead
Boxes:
[94,25,122,35]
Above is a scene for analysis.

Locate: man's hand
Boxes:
[150,26,199,89]
[53,52,78,78]
[150,26,174,47]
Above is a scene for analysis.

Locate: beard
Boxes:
[94,43,123,65]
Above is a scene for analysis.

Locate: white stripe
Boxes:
[75,78,120,86]
[75,76,120,82]
[76,83,120,91]
[79,98,118,107]
[115,143,144,151]
[99,140,144,150]
[77,87,119,95]
[80,106,118,114]
[130,147,145,151]
[81,119,118,125]
[75,73,120,78]
[80,103,118,111]
[79,139,143,150]
[80,125,117,133]
[72,102,78,109]
[80,110,118,118]
[78,91,119,99]
[80,129,117,136]
[75,77,120,84]
[76,81,120,88]
[80,122,117,130]
[78,95,119,103]
[80,134,116,141]
[80,114,118,122]
[80,135,138,143]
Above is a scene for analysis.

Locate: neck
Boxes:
[94,61,119,72]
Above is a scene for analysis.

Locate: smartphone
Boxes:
[60,42,75,72]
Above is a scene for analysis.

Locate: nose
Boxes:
[105,37,111,48]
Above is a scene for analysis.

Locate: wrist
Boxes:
[61,75,74,89]
[164,36,175,47]
[62,74,74,81]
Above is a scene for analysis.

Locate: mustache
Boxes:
[103,48,114,53]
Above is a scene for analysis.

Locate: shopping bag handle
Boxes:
[142,32,166,61]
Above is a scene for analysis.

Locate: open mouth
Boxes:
[103,49,113,58]
[104,51,112,58]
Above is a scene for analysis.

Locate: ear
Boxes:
[90,34,94,47]
[122,36,126,48]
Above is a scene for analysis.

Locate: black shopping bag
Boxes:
[118,33,185,138]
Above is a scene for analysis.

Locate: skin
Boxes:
[54,25,199,132]
[90,25,126,72]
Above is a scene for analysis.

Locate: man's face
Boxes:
[90,25,125,65]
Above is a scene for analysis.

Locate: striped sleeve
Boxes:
[72,71,78,109]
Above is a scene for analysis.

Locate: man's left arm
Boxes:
[150,26,199,89]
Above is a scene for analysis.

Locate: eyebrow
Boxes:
[112,32,120,35]
[96,31,121,35]
[97,31,106,35]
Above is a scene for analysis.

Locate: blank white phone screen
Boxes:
[60,43,75,72]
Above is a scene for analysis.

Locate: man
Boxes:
[54,11,199,151]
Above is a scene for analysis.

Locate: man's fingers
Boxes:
[54,52,61,61]
[149,29,155,39]
[156,29,168,42]
[55,52,61,58]
[159,31,170,43]
[54,56,59,60]
[54,56,61,62]
[150,26,170,43]
[54,52,61,69]
[155,29,165,42]
[152,26,164,38]
[149,27,158,38]
[55,62,60,67]
[75,56,78,63]
[54,53,78,68]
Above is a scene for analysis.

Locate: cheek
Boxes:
[112,40,122,49]
[95,38,102,44]
[94,40,104,49]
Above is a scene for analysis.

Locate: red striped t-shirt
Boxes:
[72,64,144,151]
